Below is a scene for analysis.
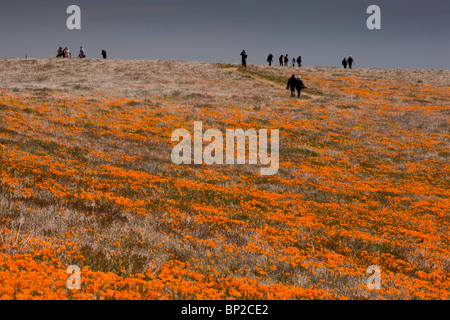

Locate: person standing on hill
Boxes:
[78,46,86,58]
[292,58,296,67]
[348,55,354,69]
[297,56,302,67]
[279,55,284,66]
[342,58,348,68]
[267,54,273,66]
[286,74,297,97]
[64,47,70,58]
[101,50,107,59]
[295,75,307,98]
[284,54,289,66]
[240,50,248,67]
[57,47,64,58]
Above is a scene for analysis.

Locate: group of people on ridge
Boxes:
[56,47,71,58]
[242,50,356,70]
[243,52,302,67]
[56,46,108,59]
[57,46,85,58]
[274,54,302,67]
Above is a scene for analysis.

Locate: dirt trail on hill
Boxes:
[227,67,280,88]
[225,67,323,99]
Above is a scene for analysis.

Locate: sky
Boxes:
[0,0,449,69]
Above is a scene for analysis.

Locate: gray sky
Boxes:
[0,0,449,69]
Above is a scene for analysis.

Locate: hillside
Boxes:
[0,58,449,299]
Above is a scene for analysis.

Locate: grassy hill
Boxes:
[0,58,448,299]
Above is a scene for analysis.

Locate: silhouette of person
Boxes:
[295,75,307,98]
[101,50,107,59]
[279,55,284,66]
[348,55,354,69]
[57,47,64,58]
[267,54,273,66]
[297,56,302,67]
[286,74,297,97]
[240,50,248,67]
[284,54,289,66]
[342,58,348,68]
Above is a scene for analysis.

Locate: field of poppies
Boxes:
[0,58,448,299]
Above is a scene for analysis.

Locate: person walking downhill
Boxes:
[240,50,248,67]
[286,74,297,97]
[284,54,289,66]
[279,55,284,66]
[348,55,354,69]
[342,58,348,68]
[295,75,307,98]
[297,56,302,67]
[267,54,273,66]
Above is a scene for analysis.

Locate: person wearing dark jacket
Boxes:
[297,56,302,67]
[267,54,273,66]
[279,55,284,66]
[348,55,354,69]
[286,74,297,97]
[240,50,248,67]
[342,58,348,68]
[284,54,289,66]
[101,50,107,59]
[295,75,307,98]
[57,47,64,58]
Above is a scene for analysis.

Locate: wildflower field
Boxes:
[0,58,448,299]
